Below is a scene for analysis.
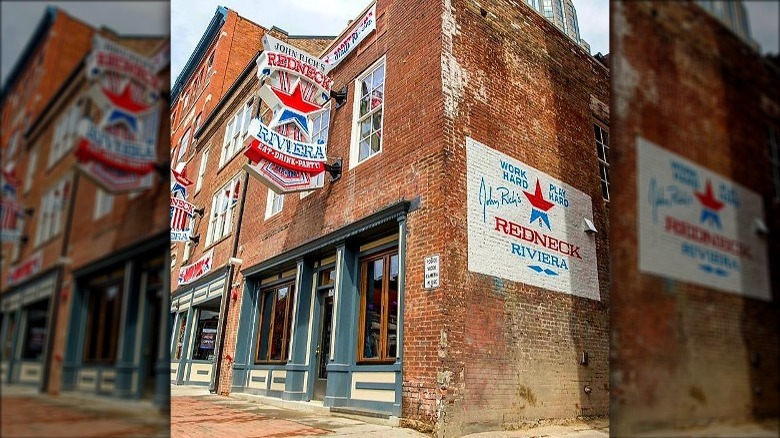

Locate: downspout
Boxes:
[209,168,249,394]
[41,170,80,393]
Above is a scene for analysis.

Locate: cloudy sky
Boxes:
[1,1,168,87]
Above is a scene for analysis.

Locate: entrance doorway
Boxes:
[313,288,334,400]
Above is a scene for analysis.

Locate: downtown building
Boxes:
[169,0,610,436]
[1,7,171,407]
[611,1,779,435]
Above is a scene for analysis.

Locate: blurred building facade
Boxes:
[611,1,779,434]
[694,0,759,50]
[0,7,170,408]
[170,0,610,435]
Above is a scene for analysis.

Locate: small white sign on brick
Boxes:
[636,137,771,300]
[466,137,600,300]
[424,255,440,289]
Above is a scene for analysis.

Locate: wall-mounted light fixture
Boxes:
[24,207,34,217]
[330,85,348,109]
[57,256,72,266]
[194,207,205,218]
[583,218,598,234]
[189,235,200,245]
[325,158,343,182]
[228,257,243,266]
[755,218,769,235]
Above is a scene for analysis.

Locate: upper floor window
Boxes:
[220,98,254,167]
[24,148,38,193]
[312,108,331,144]
[94,188,114,219]
[195,149,209,193]
[177,128,191,162]
[351,59,385,167]
[255,282,296,363]
[35,175,70,246]
[357,249,399,363]
[594,124,610,201]
[205,174,241,246]
[48,101,83,168]
[769,126,780,200]
[265,188,284,219]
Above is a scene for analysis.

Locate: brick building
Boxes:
[1,7,170,408]
[170,0,609,435]
[611,1,779,435]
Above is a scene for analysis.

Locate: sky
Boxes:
[1,1,169,88]
[745,1,780,54]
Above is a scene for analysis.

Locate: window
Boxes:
[220,98,254,166]
[207,52,215,69]
[351,59,385,166]
[24,148,38,193]
[183,238,192,263]
[264,188,284,219]
[195,149,209,193]
[48,102,82,167]
[83,271,123,363]
[7,132,19,161]
[255,282,296,362]
[191,309,219,360]
[11,216,24,262]
[173,312,187,359]
[205,175,241,245]
[195,112,203,133]
[1,313,17,360]
[94,188,114,219]
[594,125,610,201]
[22,303,48,360]
[35,176,70,245]
[770,126,780,200]
[171,249,177,270]
[358,250,399,362]
[177,128,191,162]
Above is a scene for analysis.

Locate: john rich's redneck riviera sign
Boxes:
[637,137,770,300]
[76,35,162,193]
[466,137,600,300]
[243,35,331,193]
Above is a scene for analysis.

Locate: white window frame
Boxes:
[265,188,284,219]
[48,102,82,168]
[177,128,192,162]
[24,148,38,193]
[196,149,209,193]
[183,239,192,263]
[302,109,331,199]
[205,174,241,246]
[220,98,254,167]
[11,216,25,262]
[349,57,386,169]
[93,188,114,220]
[594,124,610,202]
[34,175,70,246]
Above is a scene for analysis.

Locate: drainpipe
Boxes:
[41,170,80,393]
[209,169,249,394]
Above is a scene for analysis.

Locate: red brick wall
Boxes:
[434,0,610,435]
[611,2,779,435]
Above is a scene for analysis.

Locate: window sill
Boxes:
[204,233,231,251]
[350,149,382,171]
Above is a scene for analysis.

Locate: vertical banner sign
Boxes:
[243,35,331,194]
[1,167,23,242]
[178,249,214,286]
[636,137,770,300]
[466,137,600,300]
[322,3,377,71]
[75,35,163,193]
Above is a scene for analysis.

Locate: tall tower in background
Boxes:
[524,0,591,53]
[695,0,760,51]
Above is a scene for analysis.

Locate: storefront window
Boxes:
[84,277,123,363]
[255,282,295,363]
[2,313,17,360]
[174,313,188,359]
[191,309,219,361]
[22,304,48,360]
[358,250,399,362]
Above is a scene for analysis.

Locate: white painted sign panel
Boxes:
[322,3,377,71]
[424,255,440,289]
[466,137,600,300]
[636,137,770,300]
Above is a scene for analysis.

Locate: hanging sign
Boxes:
[7,251,43,287]
[466,137,600,301]
[322,3,377,70]
[178,249,214,286]
[636,137,770,300]
[1,166,24,242]
[243,35,331,194]
[76,35,162,193]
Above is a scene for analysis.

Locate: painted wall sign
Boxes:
[178,249,214,286]
[244,35,332,194]
[7,251,43,286]
[76,35,162,193]
[424,255,440,289]
[466,137,600,300]
[636,137,770,300]
[322,3,377,70]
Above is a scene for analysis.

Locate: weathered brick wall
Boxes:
[611,1,779,435]
[436,0,610,435]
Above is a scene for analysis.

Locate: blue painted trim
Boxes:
[171,6,228,105]
[395,215,407,405]
[354,382,396,391]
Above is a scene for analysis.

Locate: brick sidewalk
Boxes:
[1,390,168,437]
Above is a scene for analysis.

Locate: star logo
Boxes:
[523,179,555,230]
[265,81,324,135]
[694,179,724,229]
[102,84,150,113]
